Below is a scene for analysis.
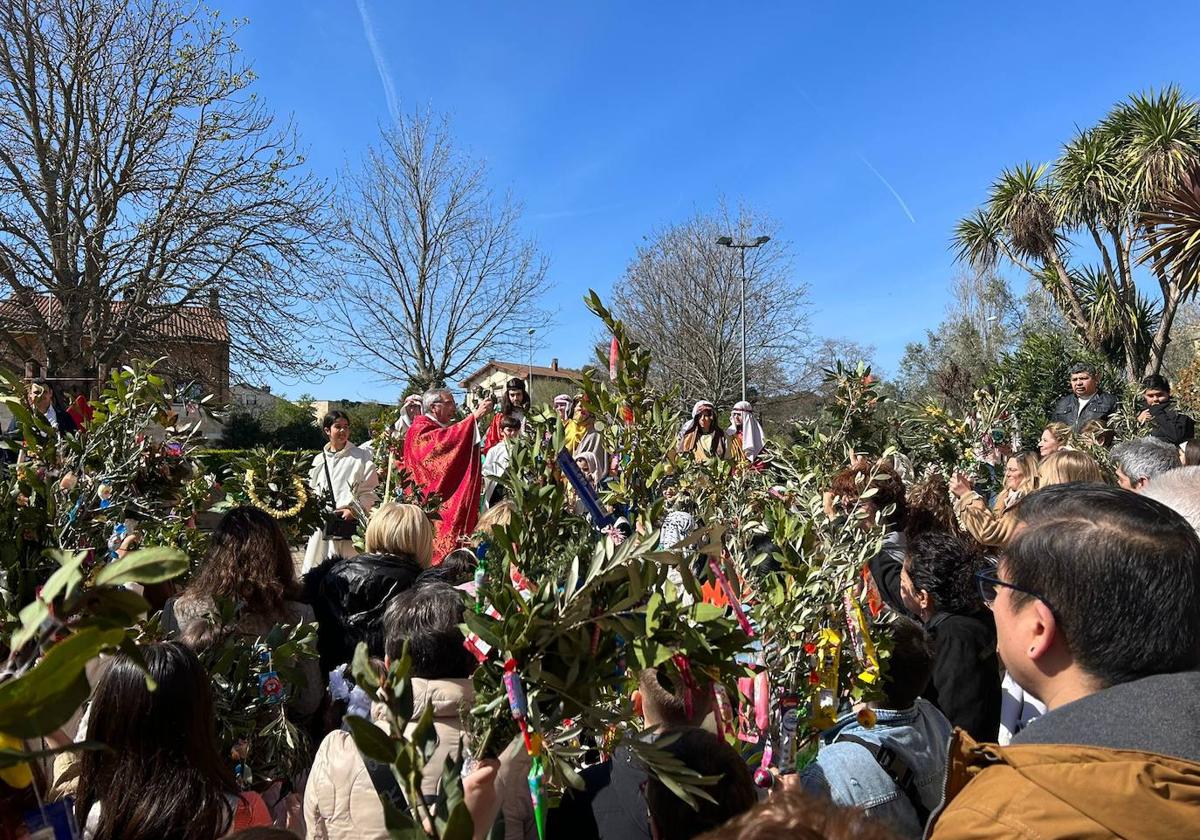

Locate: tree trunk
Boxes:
[1145,286,1182,379]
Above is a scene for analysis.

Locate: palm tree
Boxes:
[953,85,1200,381]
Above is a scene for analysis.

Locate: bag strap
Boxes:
[836,733,931,825]
[363,755,407,811]
[321,450,339,510]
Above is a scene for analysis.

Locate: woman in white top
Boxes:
[303,410,380,573]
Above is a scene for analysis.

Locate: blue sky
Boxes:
[223,1,1200,403]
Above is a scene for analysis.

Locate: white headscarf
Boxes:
[679,400,716,439]
[728,400,764,460]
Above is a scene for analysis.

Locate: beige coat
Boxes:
[304,678,473,840]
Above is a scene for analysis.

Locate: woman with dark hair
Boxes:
[678,400,743,463]
[1182,439,1200,466]
[72,641,271,839]
[303,410,379,574]
[483,377,529,453]
[167,506,321,715]
[832,461,910,615]
[899,531,1001,741]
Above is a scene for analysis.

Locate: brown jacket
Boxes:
[953,492,1018,549]
[927,729,1200,839]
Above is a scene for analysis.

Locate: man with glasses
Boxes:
[928,484,1200,838]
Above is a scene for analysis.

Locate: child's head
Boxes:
[500,415,522,439]
[1142,373,1172,406]
[383,583,476,679]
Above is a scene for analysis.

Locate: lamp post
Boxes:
[716,234,771,403]
[527,328,536,395]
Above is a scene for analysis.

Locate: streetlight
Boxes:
[716,234,771,403]
[527,328,536,395]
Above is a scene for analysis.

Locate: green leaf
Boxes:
[0,740,107,770]
[351,641,377,690]
[411,699,437,761]
[93,546,188,587]
[645,592,663,636]
[39,550,88,604]
[345,715,398,765]
[0,627,127,738]
[691,603,726,623]
[441,801,475,840]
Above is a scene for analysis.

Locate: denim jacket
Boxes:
[800,699,953,840]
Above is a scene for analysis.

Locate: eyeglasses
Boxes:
[974,568,1055,614]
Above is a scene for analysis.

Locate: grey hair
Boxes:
[1143,466,1200,534]
[1111,437,1180,485]
[421,388,453,415]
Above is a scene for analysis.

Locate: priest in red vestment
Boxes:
[403,388,494,563]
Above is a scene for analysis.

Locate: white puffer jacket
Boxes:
[304,677,474,840]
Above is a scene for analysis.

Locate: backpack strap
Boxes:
[363,756,408,812]
[837,733,931,825]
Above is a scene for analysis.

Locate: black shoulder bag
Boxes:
[321,450,358,540]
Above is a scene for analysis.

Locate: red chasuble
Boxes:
[403,414,483,563]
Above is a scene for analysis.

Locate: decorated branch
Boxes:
[0,361,218,614]
[173,599,319,791]
[0,545,189,780]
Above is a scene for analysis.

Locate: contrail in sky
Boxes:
[355,0,400,124]
[857,153,917,224]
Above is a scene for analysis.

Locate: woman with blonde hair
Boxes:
[1038,422,1073,458]
[303,502,433,672]
[950,449,1104,549]
[1037,448,1106,485]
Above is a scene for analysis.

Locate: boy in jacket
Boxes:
[1138,374,1195,446]
[928,485,1200,839]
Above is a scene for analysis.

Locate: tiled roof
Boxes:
[460,359,584,388]
[0,295,229,343]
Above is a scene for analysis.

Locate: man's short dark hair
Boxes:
[1006,484,1200,686]
[643,727,756,840]
[383,583,475,679]
[499,415,521,432]
[879,618,935,710]
[1141,373,1171,393]
[637,666,712,726]
[1068,362,1097,377]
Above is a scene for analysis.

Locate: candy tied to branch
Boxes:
[503,659,548,840]
[842,591,882,692]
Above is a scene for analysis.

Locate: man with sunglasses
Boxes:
[928,484,1200,838]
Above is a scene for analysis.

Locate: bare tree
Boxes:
[611,201,813,406]
[332,111,551,390]
[0,0,331,383]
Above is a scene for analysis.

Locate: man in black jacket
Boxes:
[1138,374,1195,446]
[1049,362,1117,433]
[546,667,713,840]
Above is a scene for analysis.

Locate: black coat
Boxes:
[303,551,423,672]
[1050,392,1118,432]
[924,611,1002,742]
[1147,403,1195,446]
[545,744,651,840]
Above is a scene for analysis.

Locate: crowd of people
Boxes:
[8,360,1200,840]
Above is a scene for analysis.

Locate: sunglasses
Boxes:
[974,568,1056,615]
